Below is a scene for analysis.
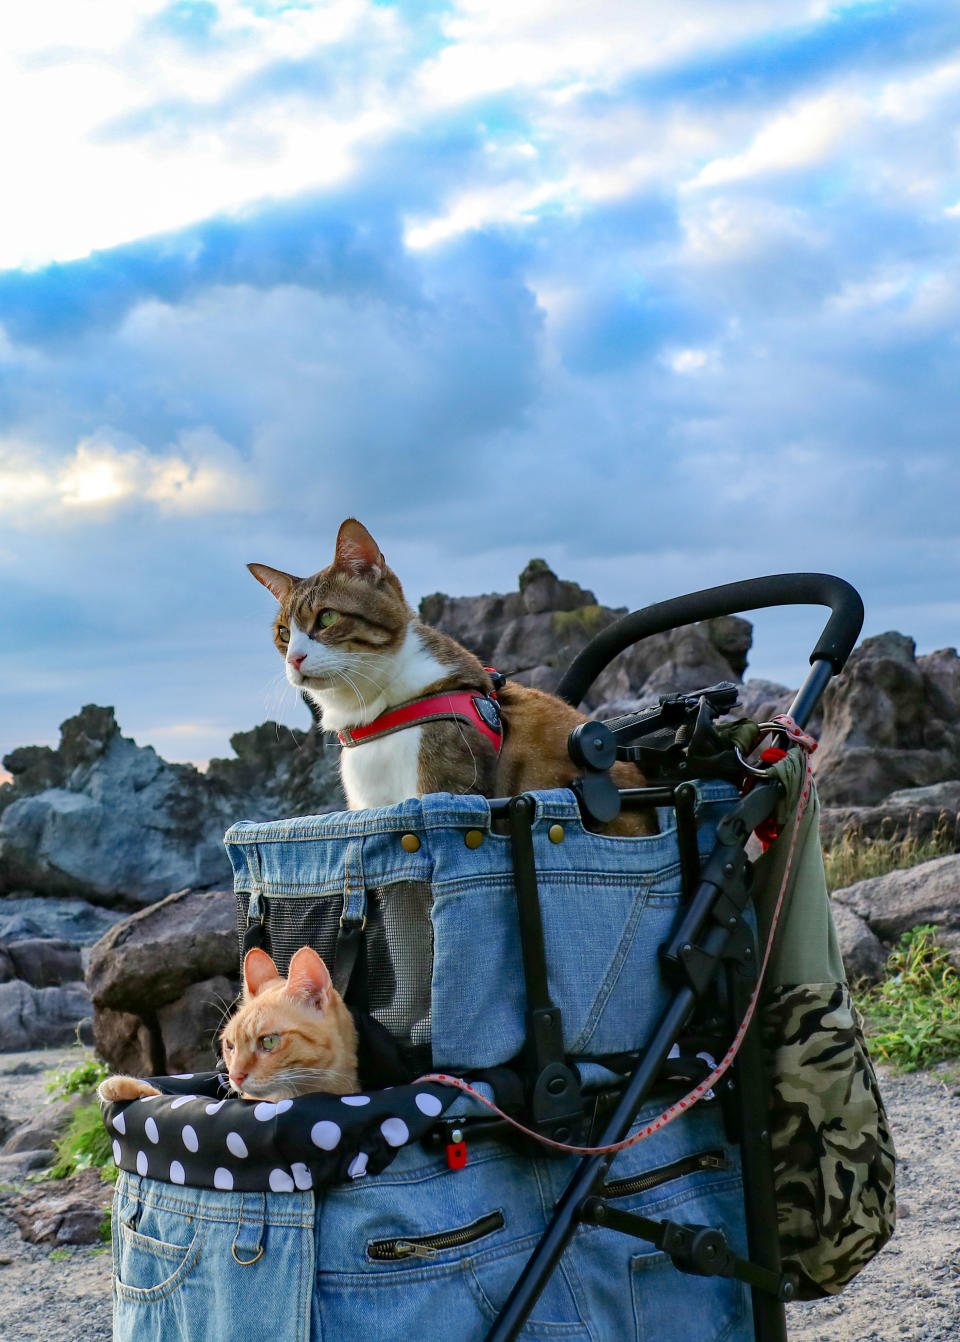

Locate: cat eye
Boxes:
[319,610,340,628]
[259,1033,280,1051]
[277,625,290,644]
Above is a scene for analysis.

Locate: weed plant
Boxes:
[823,813,958,891]
[860,925,960,1070]
[41,1050,116,1188]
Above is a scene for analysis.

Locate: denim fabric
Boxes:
[113,1088,754,1342]
[225,784,738,1071]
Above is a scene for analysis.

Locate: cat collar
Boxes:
[338,689,503,753]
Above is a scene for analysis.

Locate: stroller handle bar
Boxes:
[556,572,864,710]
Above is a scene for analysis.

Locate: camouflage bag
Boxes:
[753,750,897,1300]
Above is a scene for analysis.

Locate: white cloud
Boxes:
[0,428,255,519]
[690,91,863,187]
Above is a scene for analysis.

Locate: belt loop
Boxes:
[232,1193,265,1266]
[332,839,368,1003]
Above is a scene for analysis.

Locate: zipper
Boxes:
[369,1210,505,1262]
[601,1148,730,1201]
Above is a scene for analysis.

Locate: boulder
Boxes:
[0,894,124,945]
[0,939,83,988]
[420,562,750,709]
[91,1008,156,1078]
[156,975,238,1074]
[830,903,890,983]
[87,887,239,1072]
[820,801,960,851]
[815,635,960,805]
[0,704,344,908]
[7,1165,113,1245]
[0,980,93,1051]
[0,1092,86,1157]
[831,854,960,970]
[86,887,237,1013]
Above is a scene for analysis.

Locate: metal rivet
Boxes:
[548,824,565,844]
[464,829,484,849]
[401,833,421,853]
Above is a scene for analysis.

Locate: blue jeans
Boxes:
[112,1087,754,1342]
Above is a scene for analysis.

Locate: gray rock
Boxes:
[815,635,960,805]
[0,895,124,946]
[0,704,344,908]
[8,1165,113,1245]
[157,975,238,1074]
[420,563,749,711]
[832,854,960,969]
[0,1093,85,1156]
[831,903,890,983]
[91,1007,155,1078]
[86,886,237,1015]
[0,980,92,1052]
[885,780,960,811]
[1,939,83,988]
[0,1148,52,1180]
[820,802,960,851]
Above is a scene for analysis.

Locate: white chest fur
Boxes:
[339,727,423,809]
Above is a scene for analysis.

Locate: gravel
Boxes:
[0,1049,955,1341]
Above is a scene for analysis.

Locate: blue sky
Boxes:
[2,0,959,771]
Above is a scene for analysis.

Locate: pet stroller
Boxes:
[101,573,895,1342]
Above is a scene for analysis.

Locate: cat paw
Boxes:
[97,1076,161,1103]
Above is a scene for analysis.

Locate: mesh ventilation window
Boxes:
[236,881,434,1051]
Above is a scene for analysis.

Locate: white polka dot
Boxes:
[181,1125,199,1153]
[310,1120,341,1151]
[214,1167,234,1190]
[170,1095,196,1110]
[291,1163,313,1190]
[253,1102,277,1121]
[112,1111,126,1134]
[144,1116,159,1144]
[348,1152,368,1179]
[340,1095,370,1107]
[226,1132,248,1159]
[112,1140,122,1164]
[136,1151,148,1176]
[173,1074,195,1079]
[169,1161,186,1185]
[275,1099,293,1114]
[380,1117,409,1148]
[415,1092,443,1117]
[269,1168,295,1193]
[205,1100,226,1115]
[140,1093,160,1102]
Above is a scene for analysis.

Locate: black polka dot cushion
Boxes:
[101,1073,456,1193]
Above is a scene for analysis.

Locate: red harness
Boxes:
[337,687,503,753]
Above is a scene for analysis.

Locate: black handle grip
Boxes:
[556,573,864,708]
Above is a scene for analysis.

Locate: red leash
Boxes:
[417,717,817,1157]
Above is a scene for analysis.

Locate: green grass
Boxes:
[45,1053,110,1101]
[860,925,960,1071]
[823,816,957,892]
[49,1101,117,1180]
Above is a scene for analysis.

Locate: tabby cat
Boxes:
[98,947,358,1103]
[249,518,653,834]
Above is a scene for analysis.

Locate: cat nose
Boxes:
[229,1070,247,1087]
[288,653,307,671]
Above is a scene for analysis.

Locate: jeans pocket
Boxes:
[467,1235,589,1338]
[115,1219,205,1302]
[631,1251,750,1342]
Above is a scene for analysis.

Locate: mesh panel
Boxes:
[235,881,434,1051]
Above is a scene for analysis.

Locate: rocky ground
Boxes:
[0,1047,955,1341]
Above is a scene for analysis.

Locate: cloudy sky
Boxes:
[2,0,959,773]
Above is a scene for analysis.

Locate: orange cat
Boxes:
[98,947,358,1104]
[249,518,653,834]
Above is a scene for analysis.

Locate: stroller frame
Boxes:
[468,573,864,1342]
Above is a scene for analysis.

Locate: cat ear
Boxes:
[243,948,281,998]
[333,519,386,581]
[285,946,332,1009]
[248,563,299,602]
